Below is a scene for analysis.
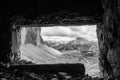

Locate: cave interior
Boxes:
[0,0,120,80]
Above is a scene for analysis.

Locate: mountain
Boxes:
[67,37,89,45]
[45,36,98,54]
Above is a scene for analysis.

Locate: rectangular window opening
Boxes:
[11,25,99,77]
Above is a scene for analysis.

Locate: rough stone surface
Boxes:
[9,12,99,26]
[97,0,120,79]
[24,27,44,46]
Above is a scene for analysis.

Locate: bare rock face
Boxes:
[21,27,44,46]
[97,0,120,79]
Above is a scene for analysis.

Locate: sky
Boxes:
[41,25,97,42]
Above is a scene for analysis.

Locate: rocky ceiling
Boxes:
[0,0,103,22]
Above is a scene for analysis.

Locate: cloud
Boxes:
[41,26,80,37]
[70,25,96,34]
[41,25,97,41]
[69,25,97,41]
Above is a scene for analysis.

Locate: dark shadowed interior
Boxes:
[0,0,120,80]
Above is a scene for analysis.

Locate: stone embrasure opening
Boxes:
[11,25,100,77]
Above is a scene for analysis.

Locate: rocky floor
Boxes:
[0,66,103,80]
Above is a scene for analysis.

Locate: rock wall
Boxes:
[97,0,120,79]
[21,27,44,46]
[11,27,21,62]
[0,29,11,63]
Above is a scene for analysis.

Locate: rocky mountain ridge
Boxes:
[45,36,99,54]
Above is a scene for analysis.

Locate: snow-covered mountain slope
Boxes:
[20,43,63,64]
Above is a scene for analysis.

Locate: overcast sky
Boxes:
[41,25,97,42]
